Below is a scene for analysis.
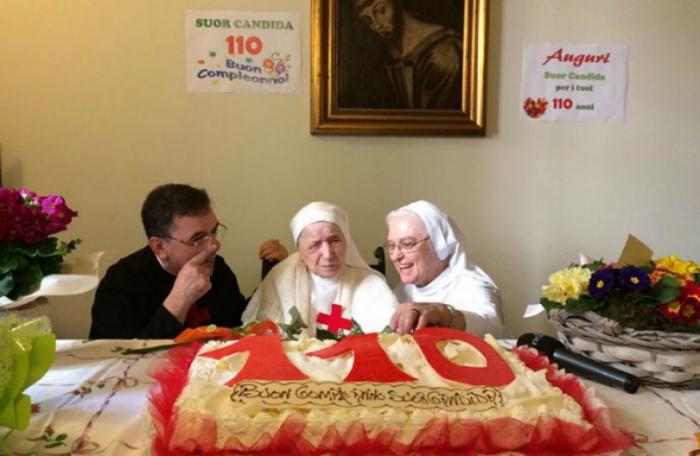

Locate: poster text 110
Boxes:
[226,35,263,56]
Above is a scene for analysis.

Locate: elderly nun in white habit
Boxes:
[385,200,504,337]
[243,202,398,334]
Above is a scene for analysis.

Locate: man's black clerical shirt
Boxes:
[89,246,245,339]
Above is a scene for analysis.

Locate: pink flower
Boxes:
[41,195,77,234]
[1,188,80,300]
[0,188,77,244]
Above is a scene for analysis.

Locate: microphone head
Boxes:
[516,333,565,358]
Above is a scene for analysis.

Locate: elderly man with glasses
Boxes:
[385,201,503,337]
[89,183,286,339]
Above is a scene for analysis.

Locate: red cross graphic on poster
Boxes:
[316,304,352,334]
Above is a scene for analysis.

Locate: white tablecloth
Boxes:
[1,339,698,455]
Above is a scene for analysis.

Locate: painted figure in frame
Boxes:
[338,0,464,110]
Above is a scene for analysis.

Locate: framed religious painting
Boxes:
[311,0,488,136]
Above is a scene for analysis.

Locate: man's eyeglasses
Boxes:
[385,237,429,254]
[162,223,228,249]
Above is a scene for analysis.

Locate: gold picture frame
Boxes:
[311,0,488,136]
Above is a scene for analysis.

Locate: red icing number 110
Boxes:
[202,327,515,387]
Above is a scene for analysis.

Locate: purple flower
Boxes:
[619,266,650,291]
[589,269,616,299]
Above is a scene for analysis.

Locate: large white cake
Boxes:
[149,327,632,455]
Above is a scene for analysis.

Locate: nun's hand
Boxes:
[390,302,458,335]
[258,239,288,262]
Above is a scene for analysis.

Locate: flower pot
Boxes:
[548,308,700,388]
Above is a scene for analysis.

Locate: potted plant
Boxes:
[0,188,83,430]
[540,239,700,387]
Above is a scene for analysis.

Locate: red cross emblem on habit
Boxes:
[316,304,352,334]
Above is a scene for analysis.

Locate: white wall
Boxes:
[2,0,699,338]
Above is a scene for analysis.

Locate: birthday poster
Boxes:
[520,43,628,122]
[186,11,301,93]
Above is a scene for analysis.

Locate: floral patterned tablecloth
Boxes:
[1,339,168,455]
[1,339,698,455]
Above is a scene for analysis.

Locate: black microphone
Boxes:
[516,333,640,394]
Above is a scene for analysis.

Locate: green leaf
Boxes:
[7,238,78,259]
[315,329,340,341]
[288,307,304,326]
[648,278,682,304]
[0,254,28,275]
[8,265,43,300]
[52,239,79,258]
[35,255,63,276]
[380,325,394,334]
[20,238,57,257]
[648,287,680,304]
[539,297,562,312]
[563,296,596,314]
[581,259,606,272]
[55,433,67,441]
[277,306,308,340]
[562,299,586,314]
[0,237,80,299]
[657,275,682,288]
[45,442,64,448]
[0,274,14,297]
[348,319,364,335]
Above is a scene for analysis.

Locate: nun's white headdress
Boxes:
[387,200,496,287]
[291,201,372,271]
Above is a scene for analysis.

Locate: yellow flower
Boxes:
[667,301,682,315]
[542,267,592,304]
[655,255,700,277]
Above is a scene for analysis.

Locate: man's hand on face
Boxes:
[163,243,217,323]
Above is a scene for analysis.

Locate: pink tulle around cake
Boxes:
[149,342,203,456]
[512,345,634,454]
[148,342,634,455]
